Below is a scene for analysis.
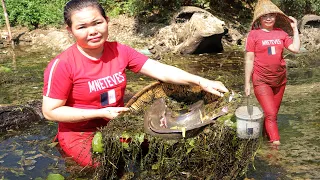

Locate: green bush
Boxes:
[100,0,183,17]
[0,0,66,29]
[273,0,320,18]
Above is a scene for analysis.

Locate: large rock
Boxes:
[298,14,320,31]
[150,6,227,55]
[298,14,320,51]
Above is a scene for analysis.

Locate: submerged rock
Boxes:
[0,100,44,133]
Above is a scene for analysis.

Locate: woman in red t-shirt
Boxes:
[42,0,229,167]
[245,0,300,146]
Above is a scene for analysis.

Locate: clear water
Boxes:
[0,47,319,179]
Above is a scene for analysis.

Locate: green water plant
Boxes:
[0,66,11,73]
[92,132,104,153]
[46,173,65,180]
[92,82,259,179]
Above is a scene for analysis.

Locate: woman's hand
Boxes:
[245,83,251,96]
[244,52,254,97]
[289,16,298,30]
[100,107,130,119]
[198,78,229,97]
[139,59,229,97]
[288,16,300,53]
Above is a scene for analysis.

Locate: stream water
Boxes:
[0,46,319,179]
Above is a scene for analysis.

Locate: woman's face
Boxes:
[259,13,276,29]
[68,6,108,50]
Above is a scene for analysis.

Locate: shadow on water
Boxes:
[0,46,319,179]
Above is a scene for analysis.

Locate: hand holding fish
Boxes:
[198,78,229,97]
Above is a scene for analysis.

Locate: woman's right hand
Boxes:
[100,107,130,119]
[198,78,229,97]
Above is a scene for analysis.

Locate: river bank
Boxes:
[1,13,320,56]
[0,12,319,179]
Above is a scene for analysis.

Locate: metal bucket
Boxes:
[235,106,263,139]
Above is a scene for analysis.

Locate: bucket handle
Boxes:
[247,96,253,117]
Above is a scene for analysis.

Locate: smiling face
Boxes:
[67,6,109,51]
[259,13,277,30]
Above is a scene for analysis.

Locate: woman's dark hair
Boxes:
[64,0,107,27]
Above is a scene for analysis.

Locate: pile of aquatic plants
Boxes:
[93,82,259,179]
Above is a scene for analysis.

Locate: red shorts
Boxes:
[57,131,100,167]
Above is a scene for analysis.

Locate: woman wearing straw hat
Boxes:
[244,0,300,145]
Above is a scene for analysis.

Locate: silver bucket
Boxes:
[235,106,263,139]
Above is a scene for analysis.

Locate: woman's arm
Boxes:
[244,52,254,96]
[139,59,229,96]
[287,16,300,53]
[42,96,129,122]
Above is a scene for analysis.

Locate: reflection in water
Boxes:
[0,49,319,179]
[11,44,16,71]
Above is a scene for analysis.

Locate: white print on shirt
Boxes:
[88,72,125,93]
[46,58,60,97]
[108,89,116,104]
[261,39,281,46]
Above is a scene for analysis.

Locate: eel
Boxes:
[144,98,227,138]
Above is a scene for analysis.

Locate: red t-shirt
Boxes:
[43,41,148,131]
[245,28,293,86]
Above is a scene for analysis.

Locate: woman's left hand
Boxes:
[198,78,229,97]
[289,16,298,29]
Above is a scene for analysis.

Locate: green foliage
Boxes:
[309,0,320,13]
[99,0,183,17]
[0,66,11,73]
[99,0,142,17]
[272,0,320,18]
[0,0,66,29]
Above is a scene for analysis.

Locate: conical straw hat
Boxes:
[251,0,293,36]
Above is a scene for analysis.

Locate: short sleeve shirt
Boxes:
[43,41,148,131]
[245,28,293,86]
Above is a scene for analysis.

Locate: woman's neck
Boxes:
[261,26,273,32]
[77,44,104,60]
